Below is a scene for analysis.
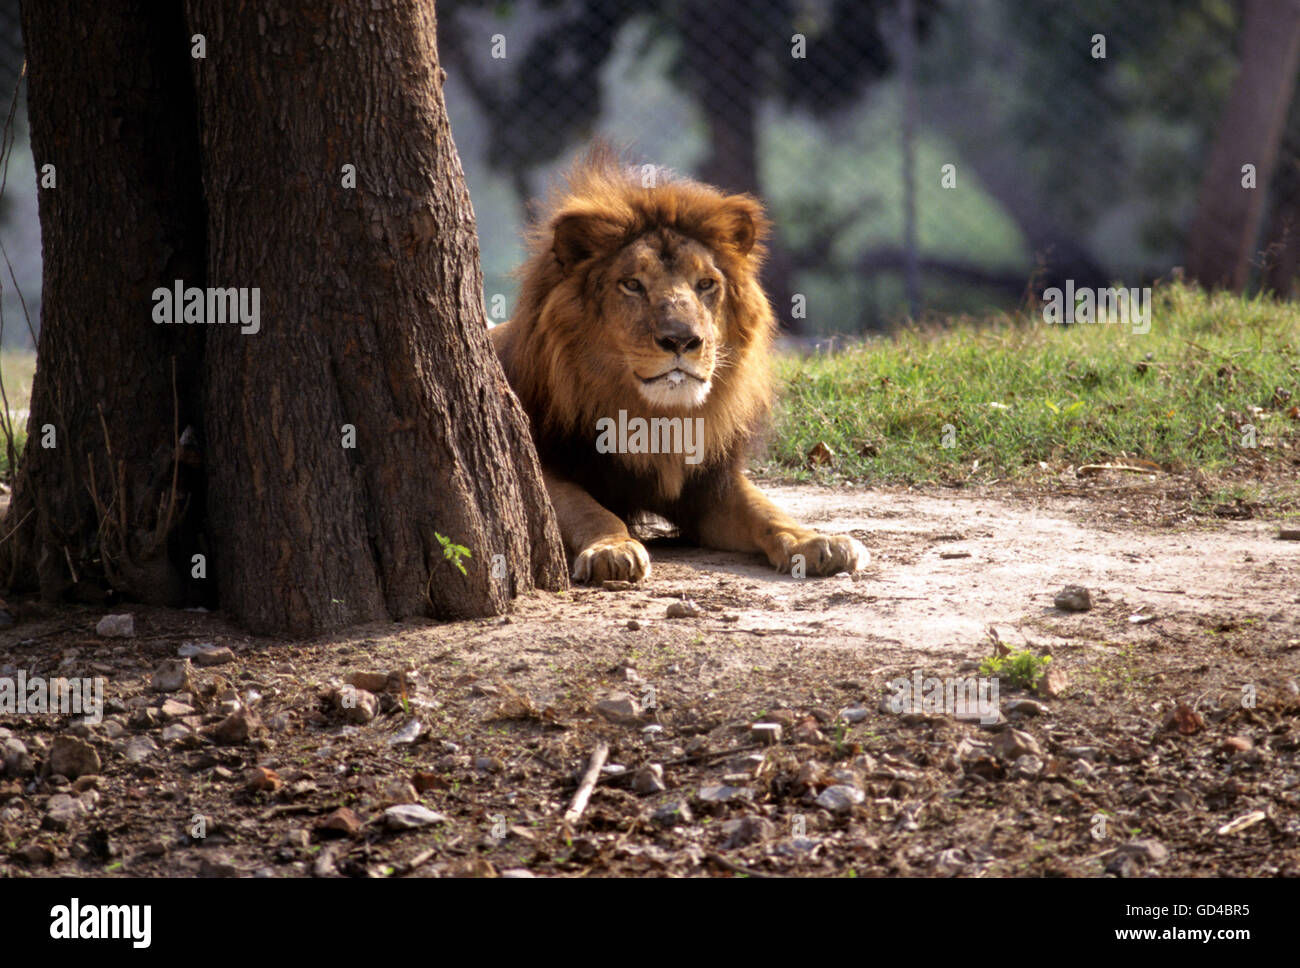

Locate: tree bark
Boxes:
[184,0,566,634]
[3,1,208,605]
[5,0,567,635]
[1186,0,1300,291]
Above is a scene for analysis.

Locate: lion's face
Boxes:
[600,230,724,410]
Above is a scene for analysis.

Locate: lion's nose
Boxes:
[654,317,703,355]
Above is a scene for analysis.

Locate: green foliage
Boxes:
[980,649,1052,690]
[435,533,473,576]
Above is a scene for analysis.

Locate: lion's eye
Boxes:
[619,278,643,294]
[696,278,716,292]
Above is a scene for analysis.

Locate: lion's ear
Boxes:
[715,196,767,256]
[552,212,622,272]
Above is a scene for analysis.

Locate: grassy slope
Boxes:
[761,283,1300,488]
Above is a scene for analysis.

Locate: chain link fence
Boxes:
[0,1,1292,342]
[439,0,1270,334]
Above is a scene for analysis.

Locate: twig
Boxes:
[1137,586,1186,595]
[562,740,609,825]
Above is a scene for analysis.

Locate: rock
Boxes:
[47,736,101,780]
[283,829,311,848]
[334,686,379,724]
[840,706,869,723]
[932,847,967,877]
[665,600,702,619]
[1053,585,1092,612]
[123,735,158,763]
[751,723,782,745]
[632,764,666,795]
[474,756,504,773]
[71,775,100,793]
[141,840,168,857]
[390,719,424,746]
[208,707,262,746]
[1036,668,1070,699]
[193,646,235,667]
[95,613,136,638]
[595,693,642,725]
[384,804,448,831]
[42,793,87,830]
[602,580,635,591]
[652,799,694,827]
[499,868,536,878]
[1107,838,1169,875]
[17,843,55,866]
[198,856,242,878]
[720,816,775,849]
[991,729,1042,760]
[317,807,363,839]
[1221,736,1252,753]
[160,723,191,744]
[343,671,390,694]
[244,767,282,793]
[159,699,196,720]
[1011,754,1044,779]
[815,784,865,812]
[3,737,33,777]
[626,619,642,630]
[412,771,445,794]
[376,778,419,805]
[1005,699,1048,717]
[150,659,192,693]
[699,783,749,804]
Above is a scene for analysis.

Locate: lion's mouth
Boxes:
[638,367,705,387]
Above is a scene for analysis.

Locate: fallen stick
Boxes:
[563,740,609,826]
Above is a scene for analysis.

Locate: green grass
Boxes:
[0,347,35,477]
[762,283,1300,485]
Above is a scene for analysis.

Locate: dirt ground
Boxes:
[1,476,1298,878]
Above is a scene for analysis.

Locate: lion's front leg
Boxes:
[543,471,650,583]
[690,473,869,576]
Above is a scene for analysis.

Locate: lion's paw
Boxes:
[572,537,651,584]
[780,533,870,576]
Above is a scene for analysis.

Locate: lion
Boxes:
[490,146,869,583]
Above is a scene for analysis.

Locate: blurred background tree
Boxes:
[2,0,1299,344]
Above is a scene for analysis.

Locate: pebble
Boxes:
[632,764,666,794]
[665,600,702,619]
[751,723,782,745]
[47,736,101,780]
[595,693,642,725]
[698,783,749,804]
[317,807,363,839]
[383,804,448,831]
[336,687,379,724]
[150,659,191,693]
[344,671,389,694]
[815,785,865,812]
[721,816,775,849]
[840,706,869,723]
[18,843,55,865]
[208,707,262,746]
[95,614,135,638]
[123,735,158,763]
[42,793,87,830]
[992,729,1042,760]
[652,799,693,827]
[1005,699,1048,717]
[194,646,235,667]
[1053,585,1092,611]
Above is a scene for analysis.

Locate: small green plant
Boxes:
[435,532,472,575]
[980,648,1052,690]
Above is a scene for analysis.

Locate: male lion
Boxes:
[491,148,869,583]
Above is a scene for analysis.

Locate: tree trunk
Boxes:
[3,1,208,605]
[183,0,566,634]
[1186,0,1300,291]
[4,0,567,635]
